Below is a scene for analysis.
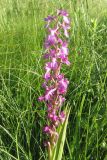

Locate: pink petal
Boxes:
[38,96,44,101]
[63,16,70,24]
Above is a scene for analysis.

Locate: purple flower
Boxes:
[57,38,63,45]
[57,10,69,16]
[47,104,52,111]
[62,24,70,38]
[63,16,70,24]
[59,42,68,56]
[38,96,44,101]
[58,78,69,94]
[56,74,64,80]
[43,126,51,133]
[48,113,59,122]
[49,27,58,36]
[44,49,56,59]
[45,35,57,48]
[59,95,66,106]
[43,53,50,59]
[45,58,58,71]
[61,56,71,65]
[44,72,51,81]
[42,82,47,88]
[50,49,56,57]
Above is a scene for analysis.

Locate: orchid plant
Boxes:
[38,9,70,160]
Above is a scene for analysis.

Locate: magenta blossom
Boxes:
[38,9,70,149]
[58,78,69,94]
[57,10,69,16]
[45,35,57,48]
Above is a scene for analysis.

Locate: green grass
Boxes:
[0,0,107,159]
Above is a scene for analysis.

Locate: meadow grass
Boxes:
[0,0,107,159]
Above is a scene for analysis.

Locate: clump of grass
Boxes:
[0,0,107,160]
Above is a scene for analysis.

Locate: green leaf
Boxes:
[50,107,70,160]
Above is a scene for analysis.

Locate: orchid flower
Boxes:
[38,9,70,152]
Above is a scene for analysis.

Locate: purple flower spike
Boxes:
[38,9,70,149]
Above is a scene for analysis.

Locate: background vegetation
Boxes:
[0,0,107,159]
